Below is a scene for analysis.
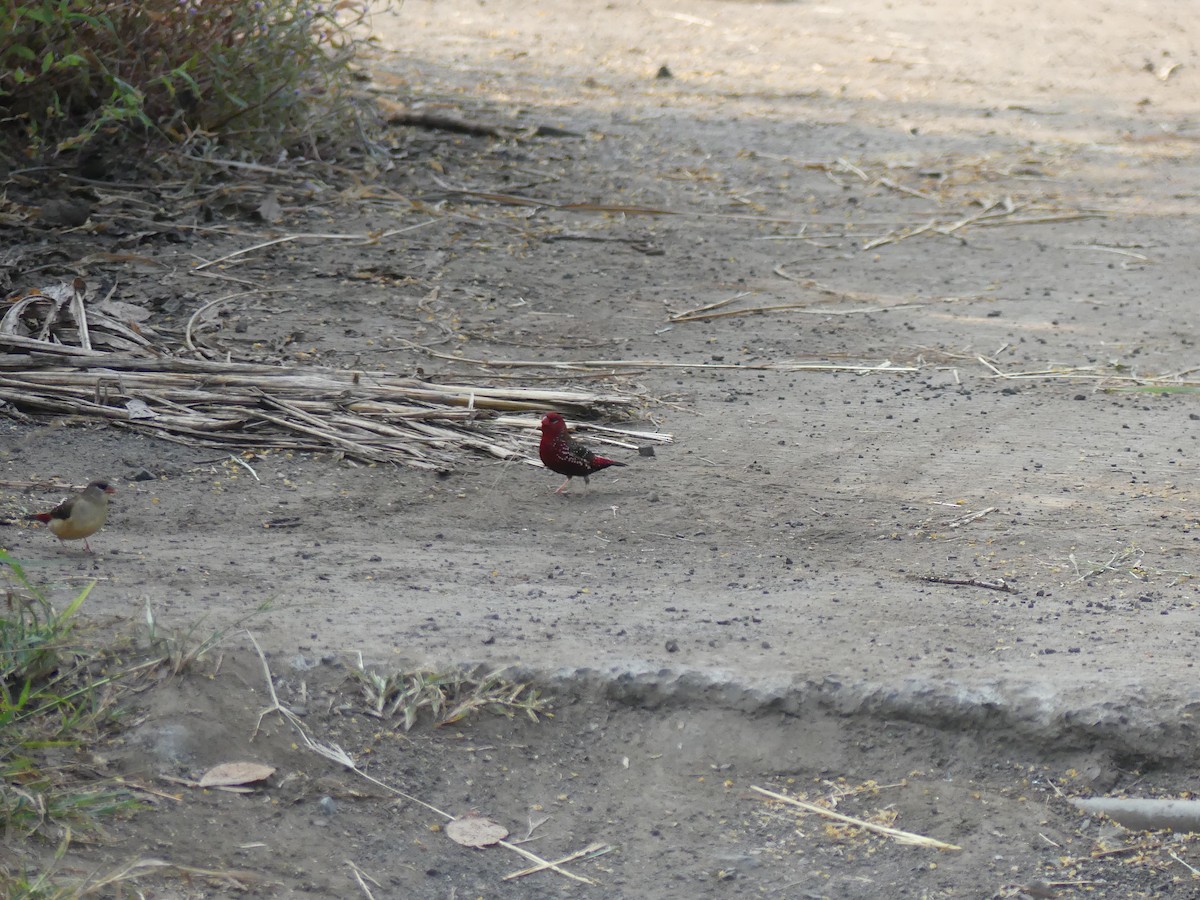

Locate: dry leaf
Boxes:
[198,761,276,788]
[446,815,508,848]
[125,398,157,419]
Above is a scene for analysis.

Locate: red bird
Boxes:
[539,412,627,494]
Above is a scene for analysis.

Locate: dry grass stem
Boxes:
[838,194,1105,250]
[397,342,915,375]
[1169,850,1200,877]
[184,290,284,357]
[750,785,962,851]
[978,357,1200,386]
[502,841,614,881]
[671,301,928,323]
[73,857,261,895]
[427,180,933,226]
[1092,842,1158,860]
[496,840,599,885]
[668,291,752,321]
[946,506,996,528]
[876,176,938,202]
[767,270,973,311]
[346,859,381,899]
[1072,244,1151,264]
[862,220,937,250]
[191,219,438,271]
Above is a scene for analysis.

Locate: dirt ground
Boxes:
[6,0,1200,895]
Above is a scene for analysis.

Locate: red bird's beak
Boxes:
[104,486,117,495]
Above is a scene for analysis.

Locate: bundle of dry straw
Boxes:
[1,280,666,468]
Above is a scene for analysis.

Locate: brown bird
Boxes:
[26,480,117,552]
[539,412,627,494]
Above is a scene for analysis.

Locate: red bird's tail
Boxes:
[590,456,626,471]
[26,512,53,523]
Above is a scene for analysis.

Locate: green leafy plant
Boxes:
[0,0,376,159]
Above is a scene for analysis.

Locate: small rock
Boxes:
[665,640,679,653]
[713,852,762,871]
[132,722,194,764]
[37,198,93,228]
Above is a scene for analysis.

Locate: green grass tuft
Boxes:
[353,663,553,731]
[144,596,272,675]
[1,551,137,847]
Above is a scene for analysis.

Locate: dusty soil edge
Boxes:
[469,662,1194,766]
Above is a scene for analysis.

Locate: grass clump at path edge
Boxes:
[0,551,136,895]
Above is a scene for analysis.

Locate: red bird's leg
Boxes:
[555,476,571,494]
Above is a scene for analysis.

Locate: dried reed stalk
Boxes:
[2,279,671,467]
[0,352,667,467]
[751,785,961,851]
